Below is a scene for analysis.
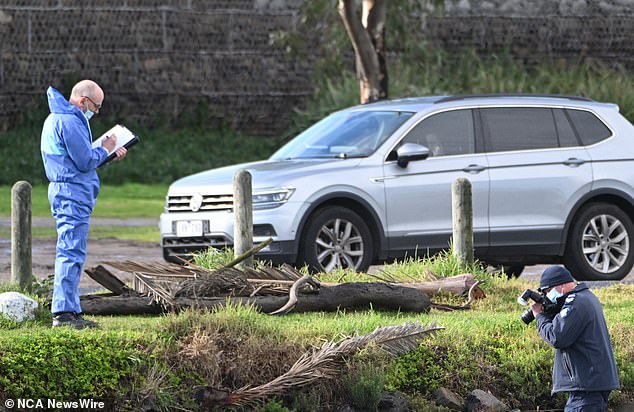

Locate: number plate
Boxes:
[176,220,203,237]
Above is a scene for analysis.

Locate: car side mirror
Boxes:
[396,143,430,168]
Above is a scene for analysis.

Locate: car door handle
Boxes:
[463,164,486,173]
[563,158,586,167]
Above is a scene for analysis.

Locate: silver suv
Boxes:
[160,94,634,280]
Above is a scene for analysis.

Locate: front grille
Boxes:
[167,193,233,213]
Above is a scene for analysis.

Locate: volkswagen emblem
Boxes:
[189,193,203,212]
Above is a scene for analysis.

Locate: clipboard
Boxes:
[92,124,140,167]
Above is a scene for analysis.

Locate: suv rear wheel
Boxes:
[299,206,374,273]
[564,203,634,280]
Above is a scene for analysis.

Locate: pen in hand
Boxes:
[102,134,117,153]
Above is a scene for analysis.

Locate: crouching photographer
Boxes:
[528,266,620,411]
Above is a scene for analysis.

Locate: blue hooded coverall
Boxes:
[41,86,109,315]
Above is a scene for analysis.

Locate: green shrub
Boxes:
[343,361,387,411]
[386,345,449,396]
[0,331,141,400]
[0,124,282,186]
[257,399,291,412]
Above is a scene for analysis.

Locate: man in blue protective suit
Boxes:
[531,266,620,411]
[41,79,126,329]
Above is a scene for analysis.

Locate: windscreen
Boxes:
[271,110,414,160]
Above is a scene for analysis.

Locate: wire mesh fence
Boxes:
[0,1,632,134]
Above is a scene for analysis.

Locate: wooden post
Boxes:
[233,169,253,269]
[11,181,32,290]
[452,177,473,267]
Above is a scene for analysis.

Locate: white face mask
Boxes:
[84,109,94,121]
[546,287,562,303]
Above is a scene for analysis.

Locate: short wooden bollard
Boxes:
[11,181,32,290]
[452,177,474,267]
[233,170,253,269]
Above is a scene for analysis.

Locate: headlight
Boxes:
[252,188,295,210]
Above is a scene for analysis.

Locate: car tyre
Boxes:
[564,203,634,281]
[299,206,374,273]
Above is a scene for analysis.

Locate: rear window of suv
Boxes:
[480,107,612,152]
[566,109,612,145]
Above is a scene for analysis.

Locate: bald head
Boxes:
[69,79,104,115]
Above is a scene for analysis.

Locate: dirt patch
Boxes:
[0,236,163,293]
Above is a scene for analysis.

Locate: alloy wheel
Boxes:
[581,214,629,274]
[315,218,365,272]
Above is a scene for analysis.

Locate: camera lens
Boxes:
[520,308,535,324]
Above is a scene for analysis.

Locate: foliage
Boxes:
[287,0,634,137]
[343,361,388,411]
[0,331,141,400]
[192,247,236,269]
[256,399,291,412]
[0,124,282,186]
[0,183,167,218]
[28,273,55,302]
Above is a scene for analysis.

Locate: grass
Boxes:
[0,183,164,243]
[0,123,283,187]
[0,183,167,218]
[0,225,159,244]
[92,183,167,218]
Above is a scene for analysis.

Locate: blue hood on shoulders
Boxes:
[47,86,80,115]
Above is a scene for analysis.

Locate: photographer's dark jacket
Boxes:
[536,283,620,394]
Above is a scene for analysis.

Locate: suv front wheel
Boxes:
[564,203,634,280]
[299,206,374,273]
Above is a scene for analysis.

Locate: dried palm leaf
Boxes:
[133,272,176,309]
[194,321,444,407]
[103,260,204,277]
[175,267,253,298]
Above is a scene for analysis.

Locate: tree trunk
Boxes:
[362,0,388,100]
[338,0,387,104]
[399,274,483,298]
[80,282,431,316]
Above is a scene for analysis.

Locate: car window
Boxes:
[566,109,612,145]
[271,110,414,160]
[401,109,475,157]
[553,109,580,147]
[481,107,561,152]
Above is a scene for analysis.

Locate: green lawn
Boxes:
[0,183,167,218]
[1,183,166,243]
[0,225,159,244]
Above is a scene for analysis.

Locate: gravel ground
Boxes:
[0,217,162,293]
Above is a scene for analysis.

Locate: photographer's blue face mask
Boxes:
[84,109,94,121]
[547,287,562,303]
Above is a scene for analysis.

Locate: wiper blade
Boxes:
[336,153,367,159]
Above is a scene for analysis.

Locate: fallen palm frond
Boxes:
[102,260,205,277]
[96,261,309,308]
[133,272,177,308]
[176,264,306,299]
[193,321,444,408]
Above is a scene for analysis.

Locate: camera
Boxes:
[517,289,558,324]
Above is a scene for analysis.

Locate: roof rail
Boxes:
[435,93,594,104]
